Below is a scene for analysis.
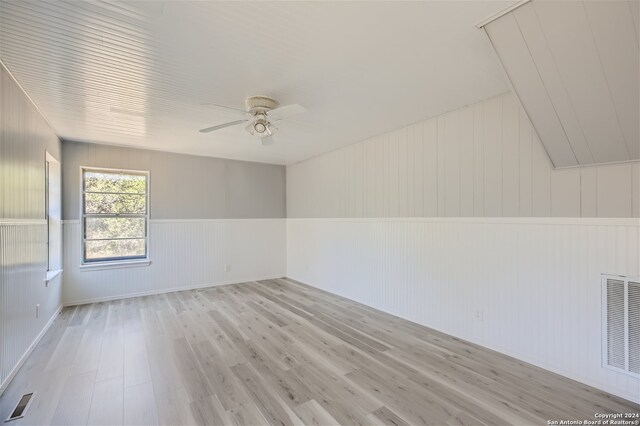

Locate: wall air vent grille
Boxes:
[628,281,640,374]
[602,275,640,377]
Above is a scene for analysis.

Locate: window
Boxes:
[46,152,62,279]
[82,168,149,264]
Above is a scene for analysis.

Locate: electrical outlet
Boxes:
[35,304,40,319]
[475,308,483,322]
[225,264,231,272]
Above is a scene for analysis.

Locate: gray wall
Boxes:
[0,63,62,393]
[62,141,286,220]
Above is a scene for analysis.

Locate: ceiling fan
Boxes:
[199,96,307,145]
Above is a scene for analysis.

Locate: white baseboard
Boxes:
[0,304,63,396]
[63,275,285,307]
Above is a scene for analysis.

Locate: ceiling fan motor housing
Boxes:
[245,96,278,114]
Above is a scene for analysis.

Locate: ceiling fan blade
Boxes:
[201,103,248,115]
[261,135,275,146]
[268,104,307,120]
[199,119,248,133]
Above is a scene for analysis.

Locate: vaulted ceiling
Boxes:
[483,0,639,168]
[0,1,511,164]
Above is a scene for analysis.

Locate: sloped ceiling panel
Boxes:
[483,0,639,168]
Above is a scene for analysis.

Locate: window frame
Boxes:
[45,151,62,281]
[80,166,150,265]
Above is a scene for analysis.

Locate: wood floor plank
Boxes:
[96,327,124,383]
[294,399,340,426]
[70,329,104,376]
[189,394,229,426]
[87,377,124,425]
[172,337,214,401]
[191,340,246,411]
[367,406,411,426]
[231,363,303,426]
[123,328,152,388]
[123,381,158,426]
[154,386,196,426]
[226,399,270,426]
[50,370,96,425]
[1,278,637,426]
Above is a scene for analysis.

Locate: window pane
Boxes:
[85,217,145,240]
[85,239,146,261]
[84,171,146,194]
[85,193,146,214]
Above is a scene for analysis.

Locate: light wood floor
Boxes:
[0,278,638,425]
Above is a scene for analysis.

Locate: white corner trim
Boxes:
[63,218,286,225]
[0,219,47,225]
[476,0,532,28]
[0,304,63,396]
[63,275,285,307]
[286,217,640,227]
[151,218,286,223]
[79,259,151,272]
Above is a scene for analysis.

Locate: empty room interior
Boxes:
[0,0,639,425]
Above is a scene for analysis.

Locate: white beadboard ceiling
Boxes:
[483,0,640,168]
[0,0,511,165]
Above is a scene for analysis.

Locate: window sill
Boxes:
[79,259,151,272]
[45,269,63,282]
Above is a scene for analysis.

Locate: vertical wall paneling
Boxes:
[62,219,286,305]
[287,91,640,219]
[551,168,581,217]
[518,104,533,216]
[287,218,640,402]
[580,167,598,217]
[483,96,503,216]
[389,131,400,218]
[459,106,475,216]
[437,117,446,216]
[423,120,439,217]
[444,110,461,216]
[502,93,520,216]
[531,132,552,216]
[596,164,633,218]
[0,63,62,393]
[473,102,485,216]
[632,162,640,218]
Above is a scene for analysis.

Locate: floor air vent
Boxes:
[5,393,33,422]
[602,275,640,377]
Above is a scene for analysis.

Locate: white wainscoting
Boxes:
[63,219,286,305]
[287,217,640,402]
[0,220,63,393]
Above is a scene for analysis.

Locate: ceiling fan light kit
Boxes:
[199,96,307,146]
